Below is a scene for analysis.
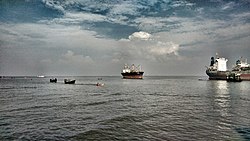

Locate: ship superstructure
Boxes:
[121,64,144,79]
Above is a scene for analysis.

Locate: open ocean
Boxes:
[0,76,250,141]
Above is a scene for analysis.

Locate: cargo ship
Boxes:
[206,54,250,81]
[231,57,250,81]
[121,64,144,79]
[206,54,230,80]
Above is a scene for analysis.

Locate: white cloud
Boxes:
[1,0,250,76]
[128,31,152,41]
[135,17,169,32]
[154,15,250,47]
[42,0,65,13]
[172,1,195,8]
[39,0,139,26]
[109,1,138,16]
[60,12,108,24]
[230,12,250,22]
[149,41,179,56]
[221,2,236,10]
[115,31,180,62]
[0,23,119,50]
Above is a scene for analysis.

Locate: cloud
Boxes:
[42,0,65,13]
[109,1,139,16]
[37,50,96,75]
[149,42,179,56]
[37,0,196,34]
[39,0,137,26]
[172,1,195,7]
[40,12,108,25]
[0,23,119,75]
[60,50,94,64]
[0,23,119,51]
[230,12,250,23]
[1,0,250,76]
[221,2,236,10]
[134,17,172,32]
[56,50,95,74]
[115,31,180,62]
[128,31,152,41]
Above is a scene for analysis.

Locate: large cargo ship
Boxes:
[121,64,144,79]
[231,57,250,81]
[206,54,230,80]
[206,54,250,81]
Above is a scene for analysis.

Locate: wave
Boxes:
[0,87,15,90]
[71,129,115,141]
[235,127,250,140]
[0,86,37,90]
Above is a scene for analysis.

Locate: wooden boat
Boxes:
[50,78,57,83]
[64,79,76,84]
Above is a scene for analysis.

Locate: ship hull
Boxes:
[206,70,229,80]
[232,71,250,81]
[206,70,250,81]
[240,74,250,80]
[121,72,144,79]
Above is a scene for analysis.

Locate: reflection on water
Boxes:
[210,81,232,132]
[215,81,229,95]
[238,81,249,92]
[214,81,230,111]
[208,80,250,140]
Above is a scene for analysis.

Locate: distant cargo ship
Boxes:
[231,57,250,81]
[121,64,144,79]
[206,54,229,80]
[206,54,250,81]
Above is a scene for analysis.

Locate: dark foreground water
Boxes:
[0,76,250,141]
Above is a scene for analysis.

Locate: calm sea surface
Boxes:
[0,76,250,141]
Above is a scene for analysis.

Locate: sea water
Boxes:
[0,76,250,140]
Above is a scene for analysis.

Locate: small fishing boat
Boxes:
[50,78,57,83]
[64,79,76,84]
[96,82,104,86]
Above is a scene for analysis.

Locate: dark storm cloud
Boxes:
[0,0,250,76]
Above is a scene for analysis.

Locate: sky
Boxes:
[0,0,250,76]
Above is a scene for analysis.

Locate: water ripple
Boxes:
[0,76,249,140]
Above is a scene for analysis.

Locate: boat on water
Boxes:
[37,75,45,78]
[231,57,250,81]
[96,82,104,86]
[121,64,144,79]
[206,54,230,80]
[50,78,57,83]
[206,54,250,81]
[64,79,76,84]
